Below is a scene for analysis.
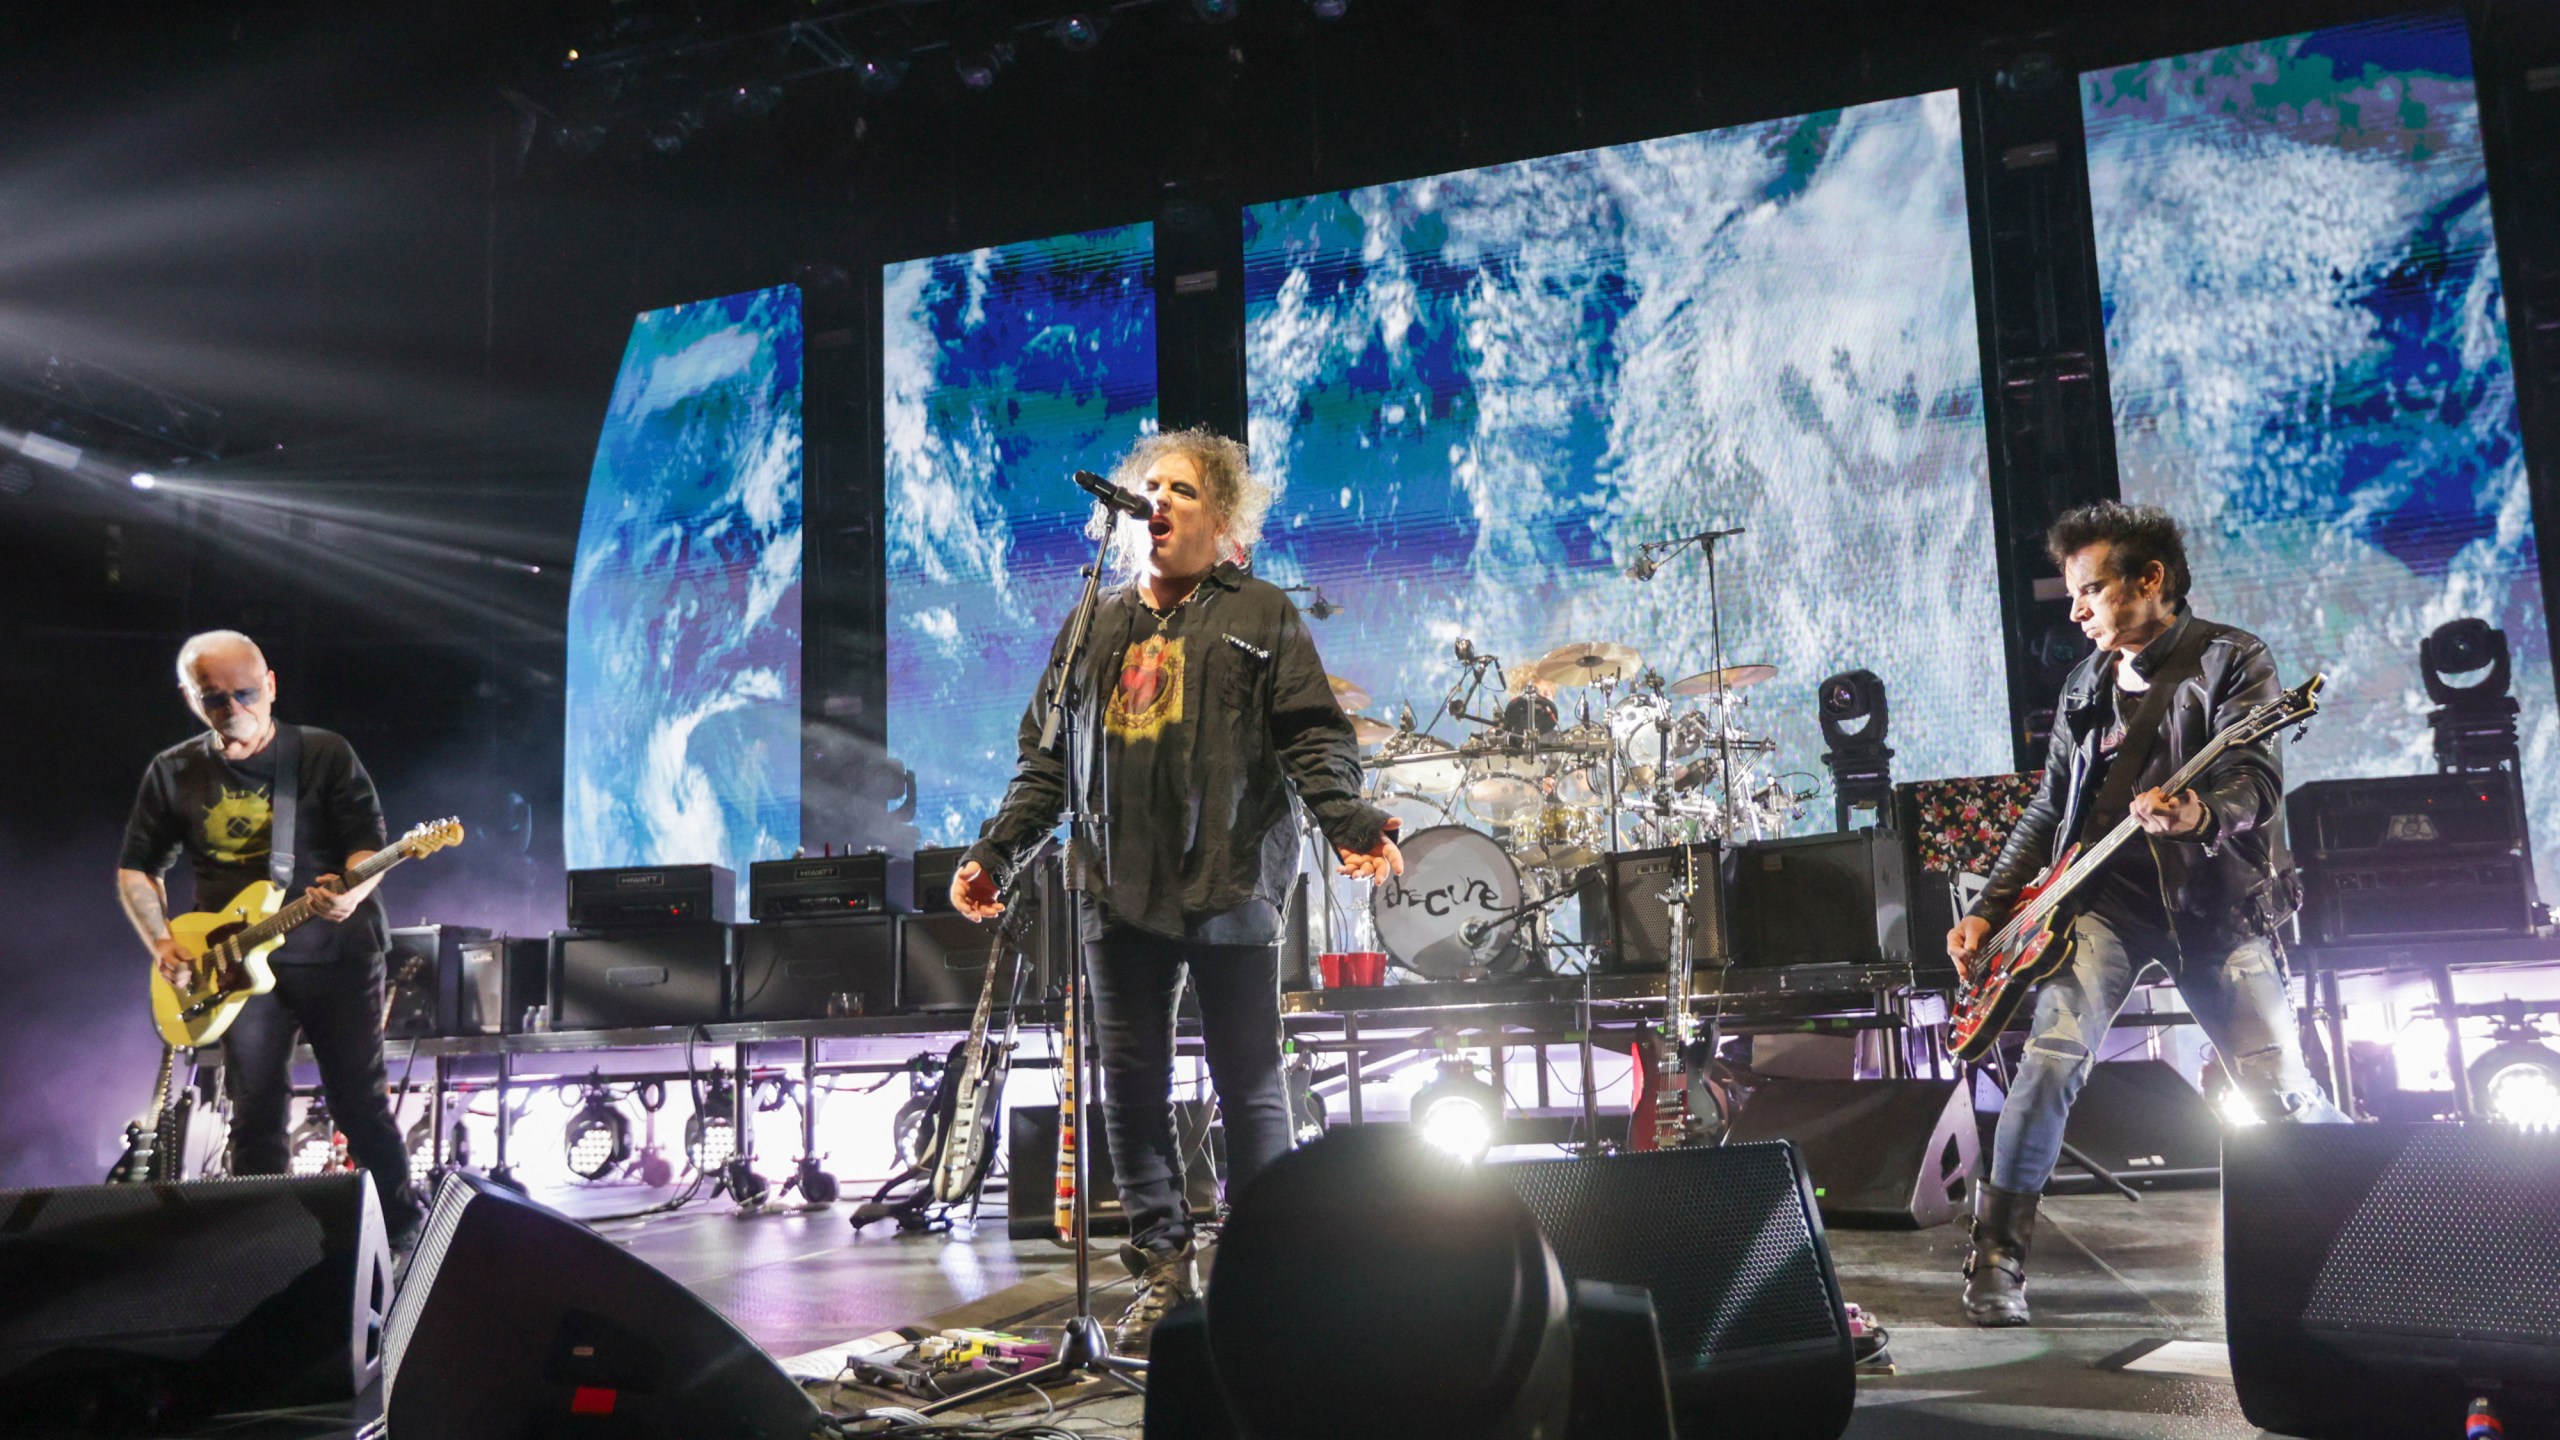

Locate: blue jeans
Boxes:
[1989,911,2349,1194]
[1084,925,1294,1252]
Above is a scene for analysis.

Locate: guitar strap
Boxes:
[268,722,302,891]
[2083,618,2203,837]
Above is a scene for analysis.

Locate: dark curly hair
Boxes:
[2045,501,2190,610]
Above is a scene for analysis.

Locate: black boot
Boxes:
[1961,1182,2039,1327]
[1112,1241,1199,1354]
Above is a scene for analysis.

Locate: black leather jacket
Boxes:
[1968,612,2290,944]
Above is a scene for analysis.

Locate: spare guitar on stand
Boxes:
[107,1043,198,1185]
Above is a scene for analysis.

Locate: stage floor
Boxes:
[176,1181,2269,1439]
[592,1181,2263,1438]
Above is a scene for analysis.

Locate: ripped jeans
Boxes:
[1988,910,2349,1194]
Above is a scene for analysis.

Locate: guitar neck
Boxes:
[231,844,412,950]
[1989,721,2247,952]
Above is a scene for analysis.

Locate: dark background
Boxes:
[1,0,2553,1184]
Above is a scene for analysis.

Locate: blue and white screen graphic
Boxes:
[1244,91,2009,812]
[565,284,804,893]
[884,227,1158,847]
[2084,13,2552,889]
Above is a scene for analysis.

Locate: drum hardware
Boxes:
[1455,867,1599,964]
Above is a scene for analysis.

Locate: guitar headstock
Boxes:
[2230,672,2326,748]
[398,817,467,857]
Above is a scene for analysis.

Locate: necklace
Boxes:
[1141,577,1207,631]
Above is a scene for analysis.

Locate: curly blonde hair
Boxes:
[1097,425,1271,570]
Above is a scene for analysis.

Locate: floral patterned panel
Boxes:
[1900,772,2044,876]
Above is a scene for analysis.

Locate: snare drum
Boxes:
[1369,825,1523,979]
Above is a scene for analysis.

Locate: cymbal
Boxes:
[1328,675,1372,712]
[1528,640,1643,687]
[1668,663,1778,697]
[1349,714,1397,747]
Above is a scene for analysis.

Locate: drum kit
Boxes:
[1331,639,1819,981]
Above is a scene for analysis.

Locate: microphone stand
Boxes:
[1635,525,1743,843]
[916,501,1147,1415]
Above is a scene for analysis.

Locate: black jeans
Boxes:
[224,953,423,1235]
[1084,925,1292,1253]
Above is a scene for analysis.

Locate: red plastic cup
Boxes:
[1345,951,1387,988]
[1319,953,1350,989]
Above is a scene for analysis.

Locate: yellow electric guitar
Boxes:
[150,818,465,1047]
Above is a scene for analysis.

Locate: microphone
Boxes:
[1460,918,1493,948]
[1626,554,1657,582]
[1308,587,1340,621]
[1073,469,1150,520]
[1454,637,1476,662]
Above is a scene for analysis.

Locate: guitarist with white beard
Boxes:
[114,630,428,1251]
[1945,503,2347,1327]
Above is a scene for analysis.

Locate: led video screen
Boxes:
[2083,13,2553,890]
[883,226,1157,847]
[1243,91,2009,818]
[565,284,803,894]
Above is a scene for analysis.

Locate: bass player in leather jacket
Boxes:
[1945,502,2347,1328]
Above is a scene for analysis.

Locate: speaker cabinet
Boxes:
[0,1174,390,1423]
[1005,1101,1221,1240]
[549,925,731,1030]
[1728,828,1909,968]
[2224,1123,2560,1440]
[2290,772,2539,945]
[385,925,497,1038]
[1585,843,1730,972]
[733,918,900,1021]
[1498,1143,1855,1440]
[384,1171,818,1440]
[2051,1059,2220,1192]
[1724,1077,1979,1228]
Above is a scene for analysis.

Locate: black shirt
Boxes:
[966,564,1388,946]
[120,724,391,963]
[2079,670,2171,940]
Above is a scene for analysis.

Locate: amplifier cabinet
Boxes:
[734,919,900,1021]
[1728,827,1909,968]
[385,925,497,1038]
[749,853,914,921]
[2289,774,2540,946]
[549,925,732,1030]
[911,847,969,915]
[1583,842,1731,973]
[567,864,735,928]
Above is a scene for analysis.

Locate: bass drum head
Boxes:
[1369,825,1523,980]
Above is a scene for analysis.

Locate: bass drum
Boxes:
[1369,825,1523,980]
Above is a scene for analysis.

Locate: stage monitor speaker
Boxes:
[1584,843,1730,972]
[384,1170,819,1440]
[2224,1122,2560,1440]
[385,924,496,1038]
[1497,1142,1855,1440]
[550,925,731,1030]
[2049,1059,2220,1192]
[1728,828,1909,968]
[733,917,899,1021]
[1006,1102,1220,1240]
[1723,1077,1978,1228]
[0,1174,390,1425]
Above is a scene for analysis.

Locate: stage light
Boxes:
[1053,12,1104,51]
[854,55,906,97]
[2471,1041,2560,1130]
[289,1105,339,1177]
[128,471,156,490]
[2421,618,2520,771]
[406,1114,437,1188]
[953,41,1010,89]
[687,1078,739,1171]
[562,1085,633,1182]
[1411,1061,1503,1161]
[1817,668,1889,749]
[728,82,782,118]
[2216,1087,2263,1127]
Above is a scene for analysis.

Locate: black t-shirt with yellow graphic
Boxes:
[119,724,391,963]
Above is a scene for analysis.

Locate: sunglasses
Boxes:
[191,685,266,711]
